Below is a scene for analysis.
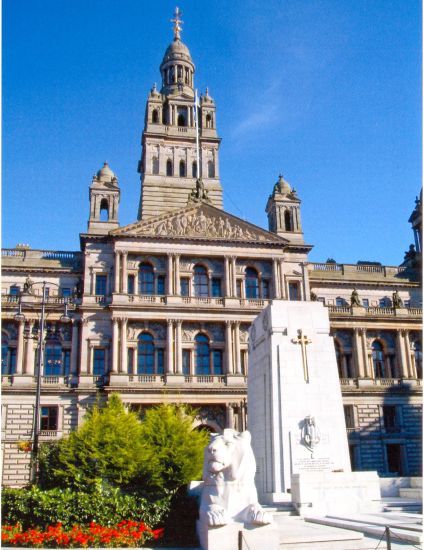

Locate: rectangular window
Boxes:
[212,278,222,297]
[2,348,16,375]
[182,350,191,375]
[335,297,345,306]
[180,278,189,297]
[349,444,359,470]
[63,349,71,376]
[362,298,369,308]
[383,405,398,433]
[386,444,403,474]
[379,298,389,308]
[344,405,355,429]
[127,275,135,295]
[44,287,50,297]
[157,275,165,295]
[261,280,270,299]
[40,406,58,431]
[157,349,164,374]
[127,348,134,374]
[9,285,20,296]
[236,280,242,298]
[44,346,62,375]
[61,288,72,297]
[95,274,107,296]
[212,350,223,375]
[288,282,300,301]
[93,348,106,376]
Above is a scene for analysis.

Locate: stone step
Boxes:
[262,503,297,516]
[399,487,422,499]
[306,515,423,544]
[410,477,423,489]
[326,512,422,532]
[383,505,422,513]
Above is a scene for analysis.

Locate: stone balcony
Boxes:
[1,373,247,389]
[339,377,421,389]
[328,305,422,319]
[110,293,269,310]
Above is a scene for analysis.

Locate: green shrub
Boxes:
[40,394,145,492]
[2,486,170,531]
[137,404,209,496]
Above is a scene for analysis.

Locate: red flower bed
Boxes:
[2,521,164,548]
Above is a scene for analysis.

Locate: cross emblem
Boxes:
[291,329,312,383]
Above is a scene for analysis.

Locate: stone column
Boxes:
[341,355,348,379]
[225,321,233,374]
[403,331,414,378]
[174,255,180,296]
[167,320,174,374]
[234,322,241,374]
[122,252,128,294]
[361,329,370,377]
[224,257,230,297]
[226,404,234,429]
[231,257,237,297]
[114,251,120,293]
[175,320,183,374]
[167,254,174,295]
[80,318,89,374]
[301,262,310,301]
[89,267,94,295]
[396,330,408,378]
[15,321,25,374]
[279,259,286,299]
[353,328,364,378]
[24,321,35,375]
[111,318,119,373]
[272,258,280,299]
[70,320,79,377]
[120,318,127,373]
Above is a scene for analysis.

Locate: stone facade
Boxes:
[1,17,422,487]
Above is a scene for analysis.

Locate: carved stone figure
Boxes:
[350,289,361,307]
[392,290,403,309]
[199,429,272,527]
[301,415,320,452]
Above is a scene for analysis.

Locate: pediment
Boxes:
[111,202,288,244]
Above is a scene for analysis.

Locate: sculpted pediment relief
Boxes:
[112,203,287,244]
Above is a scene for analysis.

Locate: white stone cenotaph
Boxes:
[248,301,381,515]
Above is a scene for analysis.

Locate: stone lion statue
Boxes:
[199,429,272,527]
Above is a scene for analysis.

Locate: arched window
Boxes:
[335,341,343,378]
[192,161,197,178]
[152,156,159,175]
[245,267,259,299]
[44,344,62,376]
[179,160,186,177]
[207,160,215,178]
[206,114,212,128]
[284,210,292,231]
[177,114,186,127]
[195,334,210,375]
[100,199,109,222]
[372,341,386,378]
[139,263,154,295]
[152,109,159,124]
[414,342,422,379]
[194,265,208,297]
[137,333,154,374]
[166,159,173,177]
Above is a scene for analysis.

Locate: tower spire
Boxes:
[171,7,183,40]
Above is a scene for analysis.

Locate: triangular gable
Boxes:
[111,201,288,244]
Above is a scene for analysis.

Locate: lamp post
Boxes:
[15,280,71,484]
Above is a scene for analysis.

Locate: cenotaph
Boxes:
[248,301,380,515]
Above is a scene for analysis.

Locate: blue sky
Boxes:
[3,0,421,265]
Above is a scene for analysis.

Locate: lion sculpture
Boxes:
[199,429,272,527]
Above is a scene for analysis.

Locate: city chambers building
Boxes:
[1,14,422,487]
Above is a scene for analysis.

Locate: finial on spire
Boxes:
[171,7,183,40]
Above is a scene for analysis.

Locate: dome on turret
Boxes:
[274,174,292,196]
[96,162,116,182]
[162,38,192,64]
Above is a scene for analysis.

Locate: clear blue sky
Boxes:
[3,0,422,265]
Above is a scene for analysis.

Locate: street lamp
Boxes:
[14,280,72,484]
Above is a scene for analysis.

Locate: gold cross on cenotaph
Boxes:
[291,329,312,383]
